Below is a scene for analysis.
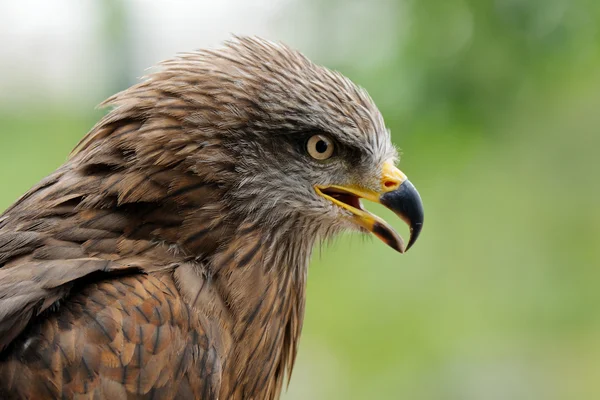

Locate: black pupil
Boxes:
[315,139,328,154]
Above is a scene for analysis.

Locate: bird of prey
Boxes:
[0,37,423,399]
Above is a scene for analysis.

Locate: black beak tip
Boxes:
[380,180,424,252]
[372,221,405,253]
[406,222,423,251]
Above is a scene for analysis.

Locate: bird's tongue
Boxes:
[328,192,362,210]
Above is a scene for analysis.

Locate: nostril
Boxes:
[384,180,397,189]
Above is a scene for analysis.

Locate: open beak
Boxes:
[315,161,424,253]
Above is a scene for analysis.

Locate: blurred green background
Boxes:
[1,0,599,399]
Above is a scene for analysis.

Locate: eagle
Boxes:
[0,37,423,399]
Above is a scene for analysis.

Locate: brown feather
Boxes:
[0,36,394,399]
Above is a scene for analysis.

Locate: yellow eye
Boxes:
[307,134,334,160]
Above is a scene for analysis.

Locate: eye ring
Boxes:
[307,134,334,160]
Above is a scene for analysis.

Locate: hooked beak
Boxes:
[315,161,424,253]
